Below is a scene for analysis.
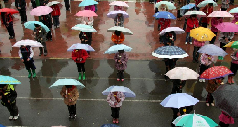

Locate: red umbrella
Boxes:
[0,8,19,14]
[200,66,233,80]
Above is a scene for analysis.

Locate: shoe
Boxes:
[121,79,124,81]
[202,79,206,82]
[211,103,215,106]
[189,42,192,44]
[227,76,232,84]
[199,79,203,82]
[185,42,187,44]
[49,38,52,41]
[221,82,224,85]
[73,115,76,118]
[231,76,235,84]
[39,53,42,56]
[69,114,72,118]
[9,116,14,120]
[13,115,19,120]
[32,69,36,78]
[9,36,14,39]
[113,119,116,123]
[83,72,86,80]
[206,103,209,106]
[28,70,32,78]
[116,119,119,124]
[78,73,82,80]
[117,78,120,81]
[44,53,47,56]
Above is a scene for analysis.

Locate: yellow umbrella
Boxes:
[224,41,235,47]
[236,22,238,25]
[190,27,216,41]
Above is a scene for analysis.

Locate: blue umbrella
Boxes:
[49,79,85,88]
[180,3,196,10]
[24,21,50,32]
[79,0,98,7]
[152,46,188,59]
[102,86,136,98]
[0,124,5,127]
[0,75,21,84]
[104,44,132,54]
[197,44,228,57]
[67,43,95,52]
[101,124,120,127]
[153,11,176,19]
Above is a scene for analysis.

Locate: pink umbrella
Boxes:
[30,6,53,16]
[109,1,129,7]
[208,11,234,18]
[75,10,98,17]
[216,22,238,32]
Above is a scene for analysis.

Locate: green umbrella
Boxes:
[230,41,238,49]
[197,0,218,8]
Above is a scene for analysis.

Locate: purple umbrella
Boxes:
[216,22,238,32]
[159,27,185,35]
[107,10,129,19]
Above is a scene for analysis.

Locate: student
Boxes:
[200,3,213,28]
[33,24,48,56]
[114,50,128,81]
[221,0,229,11]
[15,0,27,24]
[199,53,215,82]
[193,39,205,63]
[114,13,124,27]
[163,31,176,46]
[51,4,61,28]
[79,31,92,57]
[111,31,125,45]
[2,12,15,39]
[40,14,53,41]
[186,15,198,44]
[171,79,186,94]
[72,49,88,80]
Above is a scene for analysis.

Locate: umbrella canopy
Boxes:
[75,10,98,17]
[197,0,218,8]
[165,67,199,80]
[109,1,129,7]
[197,44,227,57]
[12,39,44,48]
[213,84,238,118]
[0,75,21,84]
[155,1,176,10]
[0,8,19,14]
[200,66,233,80]
[173,113,218,127]
[153,11,176,19]
[101,124,120,127]
[224,41,238,49]
[46,1,61,6]
[67,43,95,52]
[107,26,133,35]
[190,27,216,41]
[107,11,129,19]
[216,22,238,32]
[30,6,53,16]
[104,44,132,54]
[184,11,206,18]
[71,24,97,32]
[208,11,233,18]
[49,79,85,88]
[24,21,50,32]
[79,0,98,7]
[180,3,196,10]
[159,27,185,35]
[161,93,199,108]
[236,22,238,25]
[229,7,238,13]
[152,46,188,59]
[102,86,136,98]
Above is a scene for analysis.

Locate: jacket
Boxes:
[114,6,123,11]
[219,32,234,44]
[200,53,214,66]
[34,27,47,42]
[0,84,17,106]
[40,0,48,6]
[111,32,125,44]
[51,5,60,16]
[18,46,34,61]
[85,5,95,12]
[2,12,13,24]
[231,51,238,64]
[232,13,238,23]
[60,86,79,106]
[206,79,221,93]
[107,91,125,107]
[40,14,52,28]
[114,52,128,70]
[172,79,186,88]
[193,39,205,47]
[72,49,88,63]
[219,111,234,124]
[158,18,171,32]
[79,32,92,44]
[15,0,26,11]
[114,15,124,27]
[201,5,213,23]
[82,17,93,27]
[163,32,176,45]
[186,17,199,32]
[211,17,223,32]
[221,0,229,9]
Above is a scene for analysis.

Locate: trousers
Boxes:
[67,104,76,115]
[6,102,19,116]
[19,10,27,22]
[111,107,120,118]
[117,70,124,79]
[5,22,15,37]
[193,46,200,61]
[39,41,48,54]
[76,63,85,72]
[24,59,36,70]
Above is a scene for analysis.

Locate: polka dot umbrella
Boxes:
[200,66,233,80]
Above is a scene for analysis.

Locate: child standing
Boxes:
[72,49,88,80]
[228,49,238,84]
[114,50,128,81]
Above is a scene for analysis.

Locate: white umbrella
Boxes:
[165,67,199,80]
[67,43,95,52]
[107,26,133,35]
[159,27,185,35]
[46,1,61,6]
[102,86,136,98]
[109,1,129,7]
[12,39,44,47]
[184,11,206,18]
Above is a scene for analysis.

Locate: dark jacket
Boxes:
[172,106,193,119]
[163,32,176,45]
[2,13,13,24]
[34,27,47,42]
[0,85,17,106]
[172,79,186,88]
[79,32,92,45]
[40,14,52,28]
[40,0,49,6]
[15,0,26,11]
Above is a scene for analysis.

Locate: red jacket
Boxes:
[201,5,213,23]
[51,5,60,16]
[72,49,88,63]
[158,18,171,32]
[156,0,162,2]
[186,17,199,32]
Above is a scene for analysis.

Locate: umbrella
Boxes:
[46,1,61,6]
[197,0,218,8]
[102,86,136,98]
[212,84,238,118]
[184,11,206,18]
[236,22,238,25]
[190,27,216,41]
[224,41,238,49]
[71,24,97,32]
[24,21,50,32]
[109,1,129,7]
[30,6,53,16]
[104,44,132,54]
[165,67,199,80]
[79,0,98,7]
[161,93,199,108]
[173,113,218,127]
[0,75,21,84]
[0,8,19,14]
[0,124,5,127]
[101,124,120,127]
[155,1,176,10]
[75,10,98,17]
[12,39,44,47]
[107,11,129,19]
[153,11,176,19]
[197,44,227,57]
[107,26,133,35]
[159,27,185,35]
[49,79,85,88]
[207,11,233,18]
[180,3,196,10]
[229,7,238,13]
[216,22,238,32]
[200,66,233,80]
[152,46,188,59]
[67,43,95,52]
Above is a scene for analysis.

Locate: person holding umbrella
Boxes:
[114,13,124,27]
[114,50,128,81]
[15,0,27,24]
[171,79,186,94]
[171,106,193,127]
[186,14,198,45]
[221,0,229,11]
[82,16,94,27]
[79,31,92,57]
[210,17,223,44]
[60,85,79,119]
[33,24,48,56]
[40,14,53,41]
[206,78,222,106]
[2,12,15,39]
[200,3,213,28]
[0,84,19,120]
[111,31,125,45]
[51,4,61,28]
[163,31,176,46]
[219,111,234,127]
[72,49,88,80]
[107,91,125,123]
[219,32,234,51]
[193,39,205,63]
[228,49,238,84]
[199,53,215,82]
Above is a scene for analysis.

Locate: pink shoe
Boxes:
[121,79,124,81]
[117,78,120,81]
[113,119,116,123]
[116,119,119,123]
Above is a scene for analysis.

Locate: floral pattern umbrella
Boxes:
[200,66,233,80]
